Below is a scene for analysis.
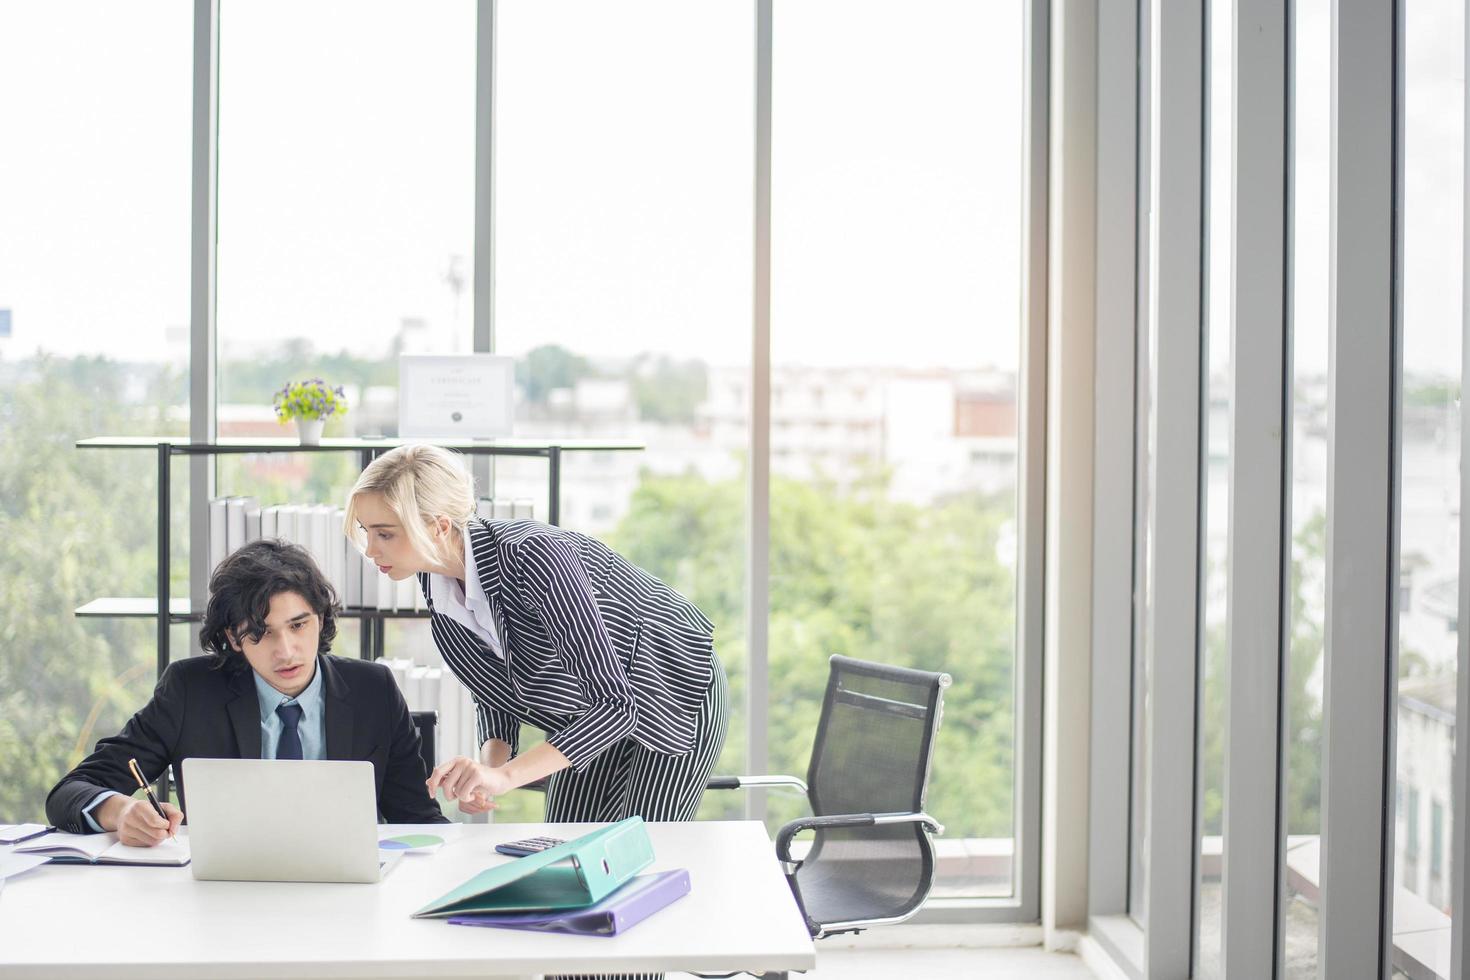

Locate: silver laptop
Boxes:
[182,758,398,883]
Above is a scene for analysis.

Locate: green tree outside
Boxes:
[7,351,1343,855]
[0,357,189,821]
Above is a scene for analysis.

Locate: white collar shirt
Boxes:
[428,530,504,660]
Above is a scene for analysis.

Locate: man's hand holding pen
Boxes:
[95,794,183,847]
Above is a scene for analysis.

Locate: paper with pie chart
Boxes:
[378,833,446,855]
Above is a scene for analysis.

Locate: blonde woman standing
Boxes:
[344,444,729,828]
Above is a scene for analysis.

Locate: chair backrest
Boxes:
[792,655,949,934]
[410,710,438,780]
[807,656,947,820]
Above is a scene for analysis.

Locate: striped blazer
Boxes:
[423,518,716,771]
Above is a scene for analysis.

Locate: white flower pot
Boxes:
[295,418,325,446]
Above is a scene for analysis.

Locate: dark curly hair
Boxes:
[200,539,339,673]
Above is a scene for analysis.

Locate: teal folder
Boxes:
[412,816,656,919]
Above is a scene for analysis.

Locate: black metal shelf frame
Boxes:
[75,438,643,680]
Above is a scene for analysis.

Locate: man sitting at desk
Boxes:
[47,539,448,844]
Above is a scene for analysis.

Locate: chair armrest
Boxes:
[704,774,810,796]
[775,811,945,865]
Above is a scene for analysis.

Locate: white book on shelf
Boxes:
[298,504,319,574]
[475,497,494,522]
[436,671,463,762]
[244,500,262,545]
[491,498,514,520]
[345,546,364,608]
[321,505,338,585]
[296,504,314,550]
[406,666,428,712]
[290,504,309,552]
[310,505,333,577]
[512,498,535,520]
[378,657,413,694]
[420,668,442,723]
[275,505,299,547]
[209,497,229,576]
[364,553,380,609]
[328,507,346,601]
[261,506,279,541]
[339,510,353,599]
[376,567,395,612]
[395,575,416,613]
[226,497,252,556]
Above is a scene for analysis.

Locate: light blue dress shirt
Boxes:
[82,659,328,831]
[255,658,327,761]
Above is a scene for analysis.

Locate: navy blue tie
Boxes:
[276,702,305,760]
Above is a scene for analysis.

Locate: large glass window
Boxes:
[1393,0,1462,973]
[490,0,753,821]
[0,2,192,822]
[770,0,1025,899]
[215,0,475,479]
[212,0,478,787]
[216,0,475,437]
[1284,0,1330,972]
[0,0,1045,914]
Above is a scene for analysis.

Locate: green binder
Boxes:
[412,816,656,919]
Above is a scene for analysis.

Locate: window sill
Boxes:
[1082,914,1144,980]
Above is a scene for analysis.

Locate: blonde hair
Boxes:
[344,444,477,565]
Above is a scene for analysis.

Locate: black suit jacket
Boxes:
[45,654,448,832]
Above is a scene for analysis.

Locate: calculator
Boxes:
[494,835,567,857]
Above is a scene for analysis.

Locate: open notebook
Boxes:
[16,831,190,867]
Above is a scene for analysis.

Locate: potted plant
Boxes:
[273,378,347,445]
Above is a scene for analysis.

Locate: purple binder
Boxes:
[447,869,691,937]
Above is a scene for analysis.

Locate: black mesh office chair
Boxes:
[410,709,438,779]
[707,655,950,942]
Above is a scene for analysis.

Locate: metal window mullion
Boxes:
[1219,0,1290,976]
[472,0,496,497]
[189,0,219,666]
[746,0,772,823]
[1088,0,1140,920]
[1128,0,1155,925]
[1013,0,1049,926]
[1141,0,1205,976]
[1454,0,1470,966]
[1318,0,1400,976]
[1041,0,1094,936]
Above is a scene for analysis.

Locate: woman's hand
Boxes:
[427,756,514,813]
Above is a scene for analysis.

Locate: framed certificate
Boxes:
[398,354,516,438]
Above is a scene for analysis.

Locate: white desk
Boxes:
[0,821,815,979]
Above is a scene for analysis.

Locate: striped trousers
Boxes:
[547,654,730,980]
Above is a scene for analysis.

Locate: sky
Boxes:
[0,1,1461,378]
[0,0,1024,374]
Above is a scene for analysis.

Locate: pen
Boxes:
[127,758,176,844]
[0,825,53,845]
